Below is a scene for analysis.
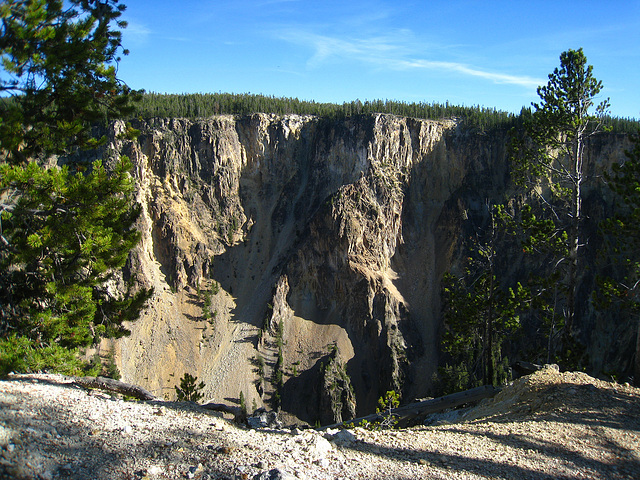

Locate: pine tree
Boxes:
[0,0,150,376]
[174,373,205,402]
[509,48,609,363]
[441,208,526,391]
[597,135,640,384]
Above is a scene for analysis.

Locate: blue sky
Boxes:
[118,0,640,119]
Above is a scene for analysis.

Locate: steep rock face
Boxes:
[99,114,630,422]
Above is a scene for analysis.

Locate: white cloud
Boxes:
[276,28,544,89]
[278,29,405,66]
[122,21,152,45]
[399,59,544,89]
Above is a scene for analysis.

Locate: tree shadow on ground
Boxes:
[0,382,236,479]
[339,422,637,480]
[464,381,640,432]
[336,379,640,479]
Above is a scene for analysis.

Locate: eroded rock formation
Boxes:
[98,114,631,423]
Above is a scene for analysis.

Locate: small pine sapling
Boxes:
[175,373,205,402]
[375,390,400,429]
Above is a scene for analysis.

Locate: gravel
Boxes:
[1,367,639,479]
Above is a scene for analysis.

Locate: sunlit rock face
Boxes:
[99,114,630,423]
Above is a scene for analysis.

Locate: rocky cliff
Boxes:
[98,114,631,424]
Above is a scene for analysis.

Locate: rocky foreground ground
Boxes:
[1,366,639,479]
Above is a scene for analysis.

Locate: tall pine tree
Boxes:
[509,48,609,364]
[0,0,150,375]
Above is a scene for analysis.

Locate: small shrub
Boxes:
[377,390,400,412]
[373,390,400,429]
[239,391,247,416]
[101,345,121,380]
[273,346,284,390]
[254,354,265,379]
[203,290,213,320]
[175,373,205,402]
[276,321,285,349]
[272,390,281,411]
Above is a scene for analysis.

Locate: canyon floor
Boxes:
[1,366,639,480]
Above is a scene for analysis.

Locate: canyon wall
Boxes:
[99,114,631,424]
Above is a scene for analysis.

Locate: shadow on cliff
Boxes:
[204,115,520,420]
[208,116,374,334]
[280,353,330,425]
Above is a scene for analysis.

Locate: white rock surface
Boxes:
[1,372,640,479]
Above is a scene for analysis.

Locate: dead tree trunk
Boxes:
[320,385,501,430]
[73,376,157,401]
